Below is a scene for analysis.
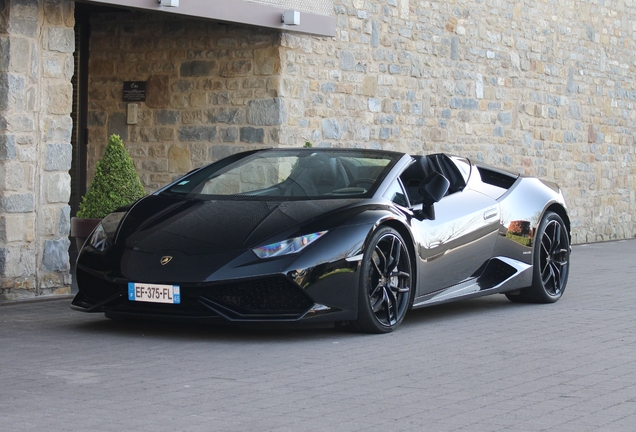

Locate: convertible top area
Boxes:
[161,148,403,200]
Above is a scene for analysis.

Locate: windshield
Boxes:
[160,149,401,200]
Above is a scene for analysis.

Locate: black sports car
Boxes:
[72,148,570,333]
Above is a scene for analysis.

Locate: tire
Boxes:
[505,211,570,304]
[351,227,413,333]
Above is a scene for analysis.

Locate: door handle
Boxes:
[483,208,499,220]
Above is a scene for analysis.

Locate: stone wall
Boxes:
[0,0,73,299]
[86,0,636,246]
[279,0,636,244]
[86,12,283,191]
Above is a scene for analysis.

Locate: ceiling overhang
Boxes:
[76,0,336,37]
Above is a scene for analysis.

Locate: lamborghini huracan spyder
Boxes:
[72,148,570,333]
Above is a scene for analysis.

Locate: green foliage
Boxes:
[77,134,146,218]
[505,232,533,247]
[304,141,313,148]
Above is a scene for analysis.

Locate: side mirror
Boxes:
[411,172,450,221]
[419,172,450,207]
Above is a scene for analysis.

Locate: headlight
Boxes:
[252,231,328,259]
[87,212,126,251]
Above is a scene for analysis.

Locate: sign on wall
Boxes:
[123,81,147,102]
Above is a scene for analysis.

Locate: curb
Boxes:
[0,294,74,307]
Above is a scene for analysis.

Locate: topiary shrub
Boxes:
[76,134,146,219]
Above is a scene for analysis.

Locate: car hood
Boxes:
[119,194,360,255]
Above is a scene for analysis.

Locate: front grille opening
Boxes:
[200,277,314,316]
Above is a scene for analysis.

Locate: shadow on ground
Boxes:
[63,294,519,343]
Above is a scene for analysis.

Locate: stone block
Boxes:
[47,82,72,115]
[65,55,73,81]
[569,102,581,120]
[190,143,207,161]
[173,80,194,93]
[89,59,114,76]
[450,98,479,110]
[155,110,180,125]
[58,205,70,237]
[209,107,243,125]
[247,98,287,126]
[178,126,217,142]
[141,159,169,172]
[108,112,128,141]
[0,215,26,243]
[43,56,62,78]
[498,112,512,125]
[254,46,280,76]
[42,238,70,272]
[340,51,355,71]
[45,143,72,171]
[240,127,264,143]
[0,38,8,71]
[371,20,379,47]
[190,92,206,107]
[88,111,107,127]
[146,75,170,108]
[0,247,31,277]
[220,60,252,77]
[48,27,74,53]
[8,114,33,132]
[322,119,341,139]
[9,0,38,37]
[369,98,381,112]
[147,143,167,158]
[44,0,64,25]
[0,73,25,111]
[180,111,202,125]
[0,161,25,190]
[40,206,57,236]
[168,146,192,173]
[0,134,16,160]
[9,37,29,73]
[2,193,34,213]
[45,172,71,203]
[156,128,174,141]
[219,127,239,142]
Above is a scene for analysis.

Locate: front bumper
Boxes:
[72,261,360,324]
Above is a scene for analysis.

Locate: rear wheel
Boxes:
[352,227,413,333]
[505,211,570,303]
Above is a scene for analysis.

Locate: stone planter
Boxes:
[70,217,102,251]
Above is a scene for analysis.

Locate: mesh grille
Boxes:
[200,277,313,315]
[244,0,333,16]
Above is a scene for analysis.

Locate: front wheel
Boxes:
[506,211,570,303]
[351,227,413,334]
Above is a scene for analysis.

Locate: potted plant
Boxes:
[70,134,146,250]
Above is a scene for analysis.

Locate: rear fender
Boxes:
[494,177,568,265]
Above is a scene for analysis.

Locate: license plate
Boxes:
[128,282,181,304]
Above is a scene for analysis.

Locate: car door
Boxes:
[406,155,501,297]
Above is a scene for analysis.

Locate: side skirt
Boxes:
[412,257,532,308]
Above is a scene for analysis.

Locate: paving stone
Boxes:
[2,241,636,431]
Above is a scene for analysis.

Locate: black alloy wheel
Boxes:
[352,227,413,333]
[506,211,570,303]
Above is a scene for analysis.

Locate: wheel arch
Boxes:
[543,203,571,242]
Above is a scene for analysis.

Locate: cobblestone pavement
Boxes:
[1,240,635,432]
